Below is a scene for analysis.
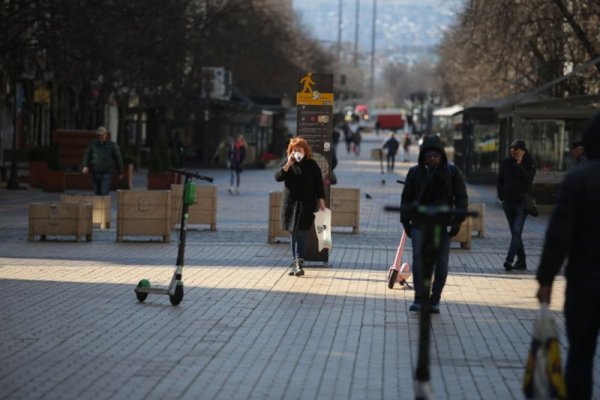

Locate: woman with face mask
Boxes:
[275,137,326,276]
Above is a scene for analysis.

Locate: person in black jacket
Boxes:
[497,139,536,271]
[400,135,468,313]
[536,111,600,400]
[275,137,326,277]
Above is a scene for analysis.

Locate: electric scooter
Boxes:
[385,204,477,400]
[386,230,412,289]
[387,179,411,289]
[134,168,213,306]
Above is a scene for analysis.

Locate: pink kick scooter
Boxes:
[387,230,412,289]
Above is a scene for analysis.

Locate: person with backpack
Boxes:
[400,135,468,313]
[382,132,400,172]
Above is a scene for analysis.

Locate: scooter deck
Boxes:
[134,287,172,295]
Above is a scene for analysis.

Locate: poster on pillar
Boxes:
[296,72,333,264]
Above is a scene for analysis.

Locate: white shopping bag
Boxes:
[314,208,332,252]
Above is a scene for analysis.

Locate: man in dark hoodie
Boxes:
[400,135,468,313]
[536,111,600,400]
[497,139,536,271]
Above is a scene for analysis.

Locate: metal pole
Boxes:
[337,0,343,62]
[353,0,359,66]
[369,0,377,101]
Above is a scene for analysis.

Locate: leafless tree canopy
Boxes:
[0,0,333,140]
[436,0,600,105]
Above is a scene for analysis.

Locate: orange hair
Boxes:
[286,137,312,159]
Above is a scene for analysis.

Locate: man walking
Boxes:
[382,132,400,172]
[497,139,536,271]
[82,126,123,196]
[400,135,468,313]
[536,111,600,400]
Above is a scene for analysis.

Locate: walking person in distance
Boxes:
[81,126,123,196]
[497,139,536,271]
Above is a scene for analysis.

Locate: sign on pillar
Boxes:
[296,72,334,264]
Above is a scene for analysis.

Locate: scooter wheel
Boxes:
[387,270,398,289]
[135,279,150,302]
[169,284,184,306]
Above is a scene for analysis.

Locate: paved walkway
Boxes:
[0,134,598,399]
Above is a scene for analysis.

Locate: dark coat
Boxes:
[400,135,468,227]
[228,143,246,172]
[383,136,400,155]
[496,151,536,203]
[274,158,325,231]
[537,112,600,285]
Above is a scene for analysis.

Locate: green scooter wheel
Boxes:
[135,279,151,302]
[169,284,184,306]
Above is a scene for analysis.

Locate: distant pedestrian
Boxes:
[227,134,246,195]
[275,137,326,277]
[497,139,536,271]
[569,140,588,167]
[536,111,600,400]
[400,135,468,313]
[403,133,412,162]
[382,132,400,172]
[81,126,123,196]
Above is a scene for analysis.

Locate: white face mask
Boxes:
[294,151,304,162]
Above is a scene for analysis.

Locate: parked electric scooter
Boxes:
[134,168,213,306]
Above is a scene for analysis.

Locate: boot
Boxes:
[293,258,305,277]
[288,260,297,276]
[430,295,441,314]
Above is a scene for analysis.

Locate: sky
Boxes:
[292,0,466,64]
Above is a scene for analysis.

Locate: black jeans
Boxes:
[502,201,527,262]
[565,279,600,399]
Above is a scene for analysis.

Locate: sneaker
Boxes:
[409,302,421,312]
[513,259,527,270]
[503,261,513,271]
[294,266,305,277]
[228,187,234,194]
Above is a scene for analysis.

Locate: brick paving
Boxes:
[1,133,598,399]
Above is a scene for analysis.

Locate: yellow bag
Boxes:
[523,303,566,400]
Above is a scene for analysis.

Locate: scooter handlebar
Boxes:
[169,168,214,183]
[384,204,478,219]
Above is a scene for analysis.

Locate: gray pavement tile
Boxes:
[1,133,598,399]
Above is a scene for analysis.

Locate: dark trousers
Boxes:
[502,201,527,262]
[410,226,451,301]
[92,172,112,196]
[386,154,396,171]
[565,279,600,400]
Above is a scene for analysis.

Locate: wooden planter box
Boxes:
[29,161,47,188]
[268,191,288,244]
[29,202,93,242]
[170,184,217,231]
[268,188,361,243]
[42,169,65,192]
[65,172,93,190]
[469,203,485,238]
[450,216,472,250]
[117,190,171,242]
[331,187,360,233]
[61,195,111,229]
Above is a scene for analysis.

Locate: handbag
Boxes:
[523,193,538,217]
[523,303,566,399]
[313,208,332,252]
